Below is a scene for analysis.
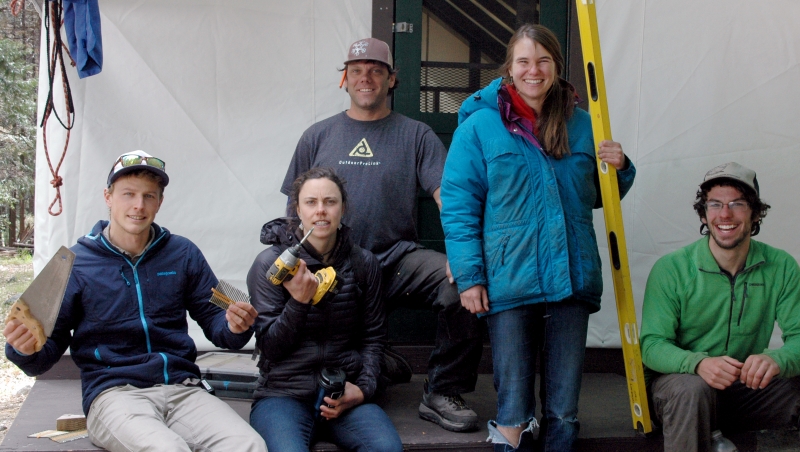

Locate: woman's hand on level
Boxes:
[597,140,626,170]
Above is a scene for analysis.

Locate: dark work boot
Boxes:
[419,379,479,432]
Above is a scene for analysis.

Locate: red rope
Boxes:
[41,0,74,216]
[10,0,22,16]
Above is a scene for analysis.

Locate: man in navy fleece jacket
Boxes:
[4,150,266,452]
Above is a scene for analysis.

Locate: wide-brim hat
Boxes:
[107,150,169,187]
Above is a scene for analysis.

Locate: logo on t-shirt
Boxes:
[349,139,374,157]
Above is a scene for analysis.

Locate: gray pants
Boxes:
[650,373,800,452]
[87,384,266,452]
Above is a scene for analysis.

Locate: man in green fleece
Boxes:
[641,162,800,452]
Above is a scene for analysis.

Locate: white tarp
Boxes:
[34,0,800,350]
[589,0,800,349]
[34,0,371,349]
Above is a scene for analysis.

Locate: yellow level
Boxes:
[575,0,652,434]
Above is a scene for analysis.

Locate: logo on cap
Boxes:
[351,40,369,56]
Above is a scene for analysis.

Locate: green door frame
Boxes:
[389,0,572,132]
[384,0,573,254]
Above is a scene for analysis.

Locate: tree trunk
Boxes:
[0,205,5,247]
[18,191,26,244]
[9,195,17,246]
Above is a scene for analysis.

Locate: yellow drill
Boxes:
[311,267,339,305]
[267,227,314,285]
[266,227,340,305]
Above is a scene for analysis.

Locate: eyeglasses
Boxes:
[705,201,748,212]
[113,154,166,170]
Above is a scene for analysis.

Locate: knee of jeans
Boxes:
[487,419,538,444]
[546,413,579,425]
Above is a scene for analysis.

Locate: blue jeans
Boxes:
[250,396,403,452]
[486,299,591,452]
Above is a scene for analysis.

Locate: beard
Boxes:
[708,223,751,250]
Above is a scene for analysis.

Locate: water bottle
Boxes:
[711,430,738,452]
[314,367,346,418]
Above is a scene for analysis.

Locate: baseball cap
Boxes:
[107,150,169,187]
[343,38,393,70]
[700,162,758,196]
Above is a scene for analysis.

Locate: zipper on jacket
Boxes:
[159,352,169,384]
[698,258,764,354]
[724,273,735,353]
[490,236,510,277]
[99,229,169,378]
[119,266,131,286]
[737,283,748,326]
[500,237,508,266]
[132,269,153,354]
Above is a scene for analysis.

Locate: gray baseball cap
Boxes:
[701,162,759,196]
[344,38,393,70]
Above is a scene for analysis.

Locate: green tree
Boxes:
[0,2,38,247]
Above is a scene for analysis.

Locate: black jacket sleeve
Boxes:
[247,247,312,363]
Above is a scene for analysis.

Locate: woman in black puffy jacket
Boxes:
[247,167,402,452]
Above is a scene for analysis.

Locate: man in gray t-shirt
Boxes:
[281,38,483,433]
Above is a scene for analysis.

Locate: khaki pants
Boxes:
[87,384,266,452]
[650,373,800,452]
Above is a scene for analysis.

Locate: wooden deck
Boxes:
[1,349,797,451]
[2,374,663,452]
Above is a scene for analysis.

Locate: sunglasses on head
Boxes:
[114,154,166,170]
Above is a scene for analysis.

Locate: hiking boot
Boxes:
[418,378,479,432]
[380,345,412,386]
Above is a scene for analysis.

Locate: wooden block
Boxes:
[55,414,86,431]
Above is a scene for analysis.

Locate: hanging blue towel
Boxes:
[63,0,103,78]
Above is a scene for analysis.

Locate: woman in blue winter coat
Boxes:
[247,168,402,452]
[440,24,635,451]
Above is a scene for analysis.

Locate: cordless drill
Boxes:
[311,266,340,305]
[267,227,314,285]
[266,227,340,305]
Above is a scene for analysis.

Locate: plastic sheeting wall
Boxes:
[34,0,800,350]
[590,0,800,349]
[33,0,371,350]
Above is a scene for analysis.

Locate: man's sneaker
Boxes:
[418,379,479,432]
[380,345,412,386]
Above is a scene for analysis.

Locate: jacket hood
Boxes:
[458,77,504,125]
[260,217,302,247]
[259,217,356,268]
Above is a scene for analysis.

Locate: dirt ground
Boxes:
[0,253,36,445]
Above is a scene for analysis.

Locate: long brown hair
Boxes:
[500,24,575,159]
